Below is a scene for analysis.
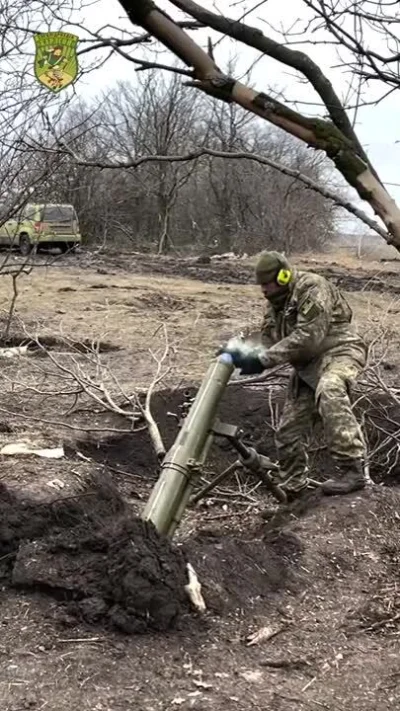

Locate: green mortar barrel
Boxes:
[141,353,234,537]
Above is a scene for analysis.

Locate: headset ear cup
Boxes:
[277,269,292,286]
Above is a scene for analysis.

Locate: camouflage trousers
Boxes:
[274,357,366,494]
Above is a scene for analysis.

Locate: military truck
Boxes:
[0,203,82,255]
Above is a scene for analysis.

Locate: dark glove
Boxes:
[218,347,266,375]
[236,353,265,375]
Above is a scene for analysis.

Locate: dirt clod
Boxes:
[13,517,188,634]
[0,476,188,634]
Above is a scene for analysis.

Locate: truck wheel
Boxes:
[19,234,32,257]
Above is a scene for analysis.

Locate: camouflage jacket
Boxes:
[260,271,367,378]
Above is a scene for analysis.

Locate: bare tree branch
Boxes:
[120,0,400,248]
[76,19,204,55]
[138,324,171,458]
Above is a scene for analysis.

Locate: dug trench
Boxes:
[1,381,400,650]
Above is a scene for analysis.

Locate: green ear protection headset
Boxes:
[255,251,293,287]
[276,268,292,286]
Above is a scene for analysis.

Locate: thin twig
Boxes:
[138,324,170,458]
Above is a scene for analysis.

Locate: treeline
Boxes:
[30,71,338,255]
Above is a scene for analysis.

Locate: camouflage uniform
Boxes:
[260,270,367,494]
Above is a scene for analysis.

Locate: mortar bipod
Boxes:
[192,419,287,504]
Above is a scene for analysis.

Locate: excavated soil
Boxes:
[4,376,396,643]
[0,475,188,634]
[2,253,400,708]
[19,378,393,641]
[0,378,398,641]
[12,517,188,634]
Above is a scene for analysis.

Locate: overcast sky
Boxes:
[65,0,400,234]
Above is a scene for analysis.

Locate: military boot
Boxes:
[321,459,369,496]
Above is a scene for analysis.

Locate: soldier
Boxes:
[221,251,369,499]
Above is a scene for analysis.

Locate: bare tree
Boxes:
[0,0,395,255]
[100,72,203,253]
[301,0,400,92]
[119,0,400,250]
[34,77,337,255]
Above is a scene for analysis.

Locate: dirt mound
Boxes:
[355,389,400,484]
[6,378,398,642]
[279,486,400,636]
[0,473,124,569]
[125,254,255,285]
[194,485,400,629]
[0,475,188,634]
[138,291,195,311]
[178,483,400,668]
[13,517,188,634]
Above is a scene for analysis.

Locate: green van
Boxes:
[0,203,82,255]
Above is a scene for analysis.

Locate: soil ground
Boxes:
[0,249,399,710]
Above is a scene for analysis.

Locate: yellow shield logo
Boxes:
[34,31,79,93]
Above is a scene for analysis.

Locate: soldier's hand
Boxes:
[237,353,265,375]
[216,344,244,367]
[220,348,265,375]
[216,340,274,375]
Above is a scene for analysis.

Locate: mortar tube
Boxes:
[141,354,235,536]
